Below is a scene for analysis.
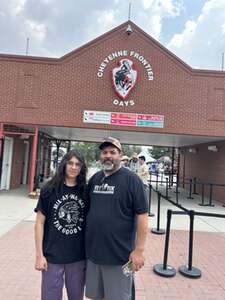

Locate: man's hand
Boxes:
[35,255,48,271]
[129,248,145,272]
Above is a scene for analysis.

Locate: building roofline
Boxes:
[0,20,225,77]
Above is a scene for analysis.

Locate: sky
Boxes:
[0,0,225,70]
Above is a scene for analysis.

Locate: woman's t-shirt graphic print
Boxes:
[35,184,87,264]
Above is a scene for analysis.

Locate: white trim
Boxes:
[0,137,14,190]
[22,141,30,184]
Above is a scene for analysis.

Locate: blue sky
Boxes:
[161,0,206,43]
[0,0,225,70]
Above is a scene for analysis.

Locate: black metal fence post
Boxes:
[179,210,201,278]
[199,183,206,206]
[208,184,215,207]
[187,179,194,199]
[148,184,155,217]
[156,172,159,191]
[193,177,198,195]
[153,209,176,277]
[151,193,165,235]
[166,177,169,199]
[175,180,179,204]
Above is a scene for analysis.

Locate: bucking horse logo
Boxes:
[112,59,137,99]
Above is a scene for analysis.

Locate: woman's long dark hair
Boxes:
[42,149,87,197]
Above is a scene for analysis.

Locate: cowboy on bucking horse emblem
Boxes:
[112,59,137,99]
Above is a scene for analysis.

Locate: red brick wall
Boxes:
[10,137,25,189]
[0,22,225,137]
[180,140,225,204]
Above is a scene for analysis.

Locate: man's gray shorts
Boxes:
[85,259,133,300]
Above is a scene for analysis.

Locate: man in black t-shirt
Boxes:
[85,137,148,300]
[34,149,88,300]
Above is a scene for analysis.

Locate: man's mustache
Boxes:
[103,158,114,164]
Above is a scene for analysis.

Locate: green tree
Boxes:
[122,144,142,157]
[72,142,100,166]
[148,146,170,160]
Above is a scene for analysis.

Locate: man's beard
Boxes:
[101,159,120,172]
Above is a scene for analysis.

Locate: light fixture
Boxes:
[188,148,197,154]
[126,24,133,35]
[207,145,218,152]
[20,134,29,140]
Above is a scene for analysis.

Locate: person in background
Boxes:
[129,153,139,173]
[138,156,150,203]
[85,137,148,300]
[34,149,88,300]
[121,155,130,169]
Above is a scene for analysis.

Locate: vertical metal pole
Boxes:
[151,193,165,234]
[148,184,154,217]
[177,149,180,188]
[67,140,71,153]
[175,179,179,204]
[208,184,214,207]
[179,209,201,278]
[29,126,38,193]
[156,172,159,191]
[187,179,193,199]
[171,147,175,187]
[153,208,176,277]
[188,210,194,270]
[0,123,3,156]
[166,177,169,198]
[55,140,61,169]
[193,177,198,194]
[163,210,172,269]
[182,150,186,189]
[199,183,205,206]
[156,193,161,231]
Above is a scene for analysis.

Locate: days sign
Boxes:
[83,110,164,128]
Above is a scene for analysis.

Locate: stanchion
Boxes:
[175,181,179,204]
[165,177,170,199]
[148,184,155,217]
[192,177,198,195]
[151,193,165,235]
[156,172,159,191]
[187,179,194,199]
[208,184,215,207]
[179,210,201,278]
[153,209,176,277]
[199,183,207,206]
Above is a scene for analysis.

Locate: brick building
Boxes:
[0,21,225,202]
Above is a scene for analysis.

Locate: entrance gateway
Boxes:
[0,21,225,203]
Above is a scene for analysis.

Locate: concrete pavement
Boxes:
[0,185,225,299]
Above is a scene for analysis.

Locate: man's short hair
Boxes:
[99,137,122,152]
[138,155,146,161]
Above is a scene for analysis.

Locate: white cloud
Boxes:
[0,0,183,57]
[168,0,225,70]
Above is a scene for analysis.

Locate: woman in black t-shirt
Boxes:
[34,149,88,300]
